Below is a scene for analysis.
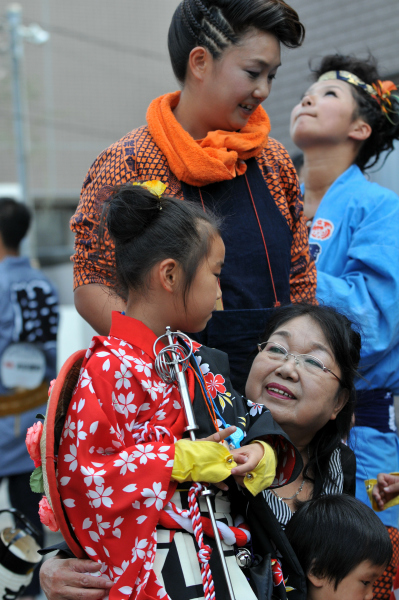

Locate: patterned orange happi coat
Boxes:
[70,124,316,305]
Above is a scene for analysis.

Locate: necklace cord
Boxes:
[244,173,280,307]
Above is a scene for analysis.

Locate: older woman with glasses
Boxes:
[241,303,361,595]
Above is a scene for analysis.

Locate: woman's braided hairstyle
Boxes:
[168,0,305,83]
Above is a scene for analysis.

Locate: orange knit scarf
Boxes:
[146,91,271,187]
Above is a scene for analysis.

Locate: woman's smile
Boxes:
[265,382,296,400]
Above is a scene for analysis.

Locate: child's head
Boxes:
[0,197,31,252]
[285,494,392,600]
[104,182,224,332]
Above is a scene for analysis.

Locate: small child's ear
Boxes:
[307,572,326,589]
[158,258,180,293]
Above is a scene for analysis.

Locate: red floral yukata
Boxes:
[57,312,299,600]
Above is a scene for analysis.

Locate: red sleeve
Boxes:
[57,347,178,599]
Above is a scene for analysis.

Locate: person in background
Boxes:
[0,198,59,599]
[70,0,316,394]
[290,53,399,599]
[285,494,392,600]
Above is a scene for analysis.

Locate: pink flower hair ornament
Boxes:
[38,497,59,532]
[26,421,43,468]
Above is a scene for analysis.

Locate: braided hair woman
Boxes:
[71,0,316,395]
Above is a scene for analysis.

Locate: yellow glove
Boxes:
[172,438,237,483]
[243,441,277,497]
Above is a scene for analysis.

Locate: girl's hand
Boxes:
[372,473,399,509]
[201,425,237,444]
[199,426,237,491]
[230,443,264,488]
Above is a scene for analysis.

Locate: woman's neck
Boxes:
[173,87,211,140]
[301,145,356,218]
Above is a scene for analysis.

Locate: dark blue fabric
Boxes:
[182,158,293,392]
[355,388,396,433]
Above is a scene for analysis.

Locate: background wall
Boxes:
[0,0,398,276]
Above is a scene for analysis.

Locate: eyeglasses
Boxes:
[257,341,343,385]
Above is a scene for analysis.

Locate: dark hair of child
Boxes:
[168,0,305,83]
[0,197,31,250]
[260,303,361,493]
[312,54,399,171]
[101,183,222,305]
[285,494,393,589]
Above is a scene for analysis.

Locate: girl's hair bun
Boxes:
[106,184,163,243]
[99,181,222,304]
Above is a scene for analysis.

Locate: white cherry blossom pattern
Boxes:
[132,357,153,378]
[113,451,138,475]
[132,445,156,464]
[111,347,135,368]
[118,340,133,349]
[112,391,137,418]
[64,444,78,472]
[96,514,111,536]
[87,485,114,508]
[154,409,166,421]
[76,420,87,447]
[80,369,95,394]
[85,340,95,359]
[96,351,111,372]
[141,379,164,401]
[195,355,210,376]
[63,415,76,439]
[113,559,129,582]
[247,400,265,417]
[81,465,106,487]
[157,446,171,461]
[141,482,167,511]
[110,423,125,446]
[131,537,148,563]
[95,446,114,456]
[112,516,124,538]
[115,364,133,390]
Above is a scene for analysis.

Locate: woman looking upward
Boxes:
[290,54,399,600]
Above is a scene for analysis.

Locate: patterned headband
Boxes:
[318,70,398,122]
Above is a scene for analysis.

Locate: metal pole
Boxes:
[7,4,29,210]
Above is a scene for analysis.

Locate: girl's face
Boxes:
[197,29,281,133]
[290,79,359,149]
[177,234,225,333]
[245,315,347,446]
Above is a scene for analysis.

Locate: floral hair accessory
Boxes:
[38,497,59,532]
[26,421,43,468]
[371,80,398,123]
[132,180,167,198]
[318,70,398,123]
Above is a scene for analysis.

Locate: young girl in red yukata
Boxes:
[36,183,301,600]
